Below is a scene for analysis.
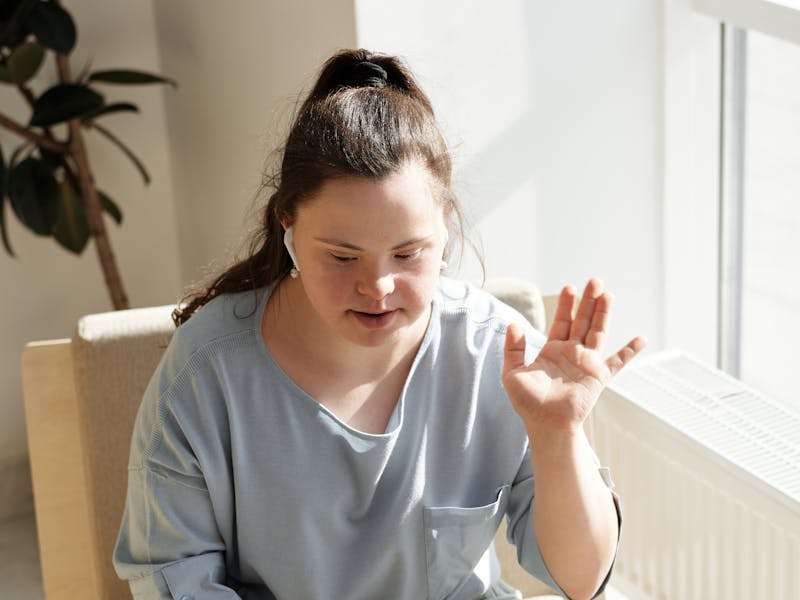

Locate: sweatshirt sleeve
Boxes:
[113,340,240,599]
[114,469,239,599]
[503,443,623,599]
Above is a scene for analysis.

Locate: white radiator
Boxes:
[593,350,800,600]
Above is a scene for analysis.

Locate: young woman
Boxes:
[113,49,646,600]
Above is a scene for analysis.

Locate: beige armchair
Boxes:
[21,279,564,600]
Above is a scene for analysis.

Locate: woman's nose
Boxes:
[357,265,395,300]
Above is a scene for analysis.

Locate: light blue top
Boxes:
[113,278,617,599]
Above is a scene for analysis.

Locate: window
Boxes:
[663,0,800,408]
[719,25,800,407]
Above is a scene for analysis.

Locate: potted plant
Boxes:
[0,0,175,309]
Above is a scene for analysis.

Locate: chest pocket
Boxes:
[423,485,511,600]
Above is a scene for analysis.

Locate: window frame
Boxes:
[718,24,747,377]
[661,1,722,367]
[694,0,800,45]
[664,0,800,382]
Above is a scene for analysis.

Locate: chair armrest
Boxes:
[21,340,100,600]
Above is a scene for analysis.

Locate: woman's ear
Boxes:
[275,207,292,232]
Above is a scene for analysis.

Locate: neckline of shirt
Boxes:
[249,279,443,441]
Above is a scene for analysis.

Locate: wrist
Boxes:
[526,425,590,465]
[525,419,582,446]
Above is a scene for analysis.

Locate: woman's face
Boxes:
[286,162,448,349]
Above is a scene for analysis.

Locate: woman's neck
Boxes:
[262,276,433,433]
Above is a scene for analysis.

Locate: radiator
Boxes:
[592,350,800,600]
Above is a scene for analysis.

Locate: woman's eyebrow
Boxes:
[314,234,434,251]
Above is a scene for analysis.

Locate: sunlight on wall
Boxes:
[356,0,663,354]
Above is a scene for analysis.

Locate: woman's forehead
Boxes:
[297,164,445,226]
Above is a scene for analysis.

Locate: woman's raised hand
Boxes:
[502,279,647,437]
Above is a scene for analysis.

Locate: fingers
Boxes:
[605,336,648,377]
[569,278,603,343]
[547,285,577,341]
[503,323,527,373]
[585,291,613,352]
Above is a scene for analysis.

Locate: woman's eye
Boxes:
[330,254,356,263]
[395,249,422,260]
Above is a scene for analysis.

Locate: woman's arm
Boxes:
[527,427,619,599]
[114,465,240,599]
[113,351,240,599]
[502,278,645,599]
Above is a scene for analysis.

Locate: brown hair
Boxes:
[172,48,467,326]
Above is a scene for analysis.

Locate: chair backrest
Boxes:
[479,278,547,334]
[22,278,555,599]
[71,305,176,600]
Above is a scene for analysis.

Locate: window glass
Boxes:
[739,29,800,406]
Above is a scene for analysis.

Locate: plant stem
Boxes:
[55,54,129,310]
[0,111,67,154]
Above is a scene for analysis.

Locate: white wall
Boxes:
[355,0,665,354]
[153,0,358,283]
[0,0,181,473]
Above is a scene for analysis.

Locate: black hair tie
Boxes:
[348,61,388,88]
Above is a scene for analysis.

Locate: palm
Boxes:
[502,279,646,434]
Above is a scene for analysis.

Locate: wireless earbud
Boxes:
[284,226,301,278]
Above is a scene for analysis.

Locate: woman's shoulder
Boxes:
[166,288,267,366]
[178,287,264,336]
[436,277,532,325]
[434,277,546,348]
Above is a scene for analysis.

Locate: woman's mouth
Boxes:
[351,310,396,330]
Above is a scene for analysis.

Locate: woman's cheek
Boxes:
[320,269,353,294]
[301,265,349,302]
[400,271,438,307]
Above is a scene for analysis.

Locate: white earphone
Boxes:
[283,226,301,278]
[441,228,449,271]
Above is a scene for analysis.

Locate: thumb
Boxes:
[503,323,527,375]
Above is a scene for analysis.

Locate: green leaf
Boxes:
[52,178,89,253]
[0,0,38,49]
[91,123,150,185]
[0,64,12,83]
[99,190,123,225]
[38,146,62,170]
[0,144,5,192]
[8,156,60,235]
[30,83,104,127]
[5,40,45,84]
[88,69,177,88]
[10,141,33,168]
[0,146,12,255]
[80,102,139,123]
[26,1,76,55]
[0,196,14,256]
